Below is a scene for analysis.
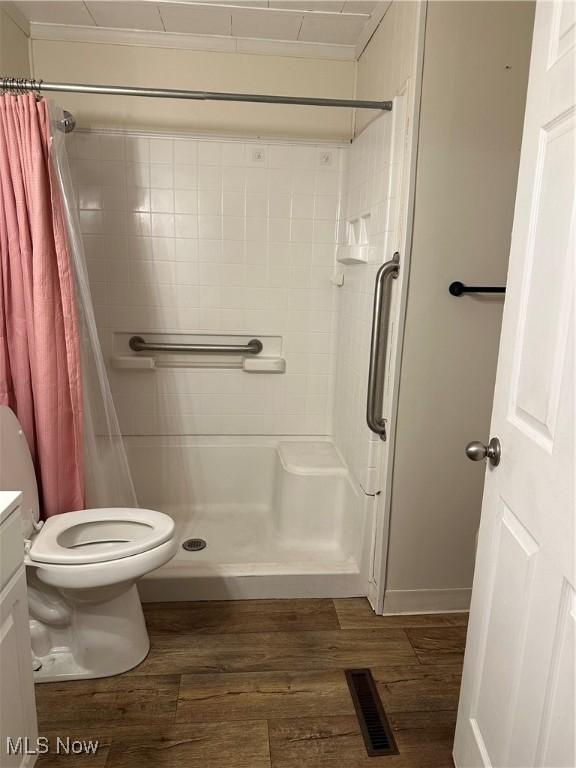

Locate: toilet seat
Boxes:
[28,508,175,565]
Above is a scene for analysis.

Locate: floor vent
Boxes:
[345,669,399,757]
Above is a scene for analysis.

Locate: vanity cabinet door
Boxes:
[0,561,38,766]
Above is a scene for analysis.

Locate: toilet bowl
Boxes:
[0,405,177,682]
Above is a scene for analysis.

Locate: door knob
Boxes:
[465,437,501,467]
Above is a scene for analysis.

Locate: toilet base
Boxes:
[30,584,150,683]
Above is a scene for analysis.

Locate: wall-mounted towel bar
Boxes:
[129,336,263,355]
[449,281,506,297]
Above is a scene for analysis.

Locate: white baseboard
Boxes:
[383,587,472,614]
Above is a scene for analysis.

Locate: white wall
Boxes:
[72,130,343,435]
[0,7,29,76]
[31,38,355,140]
[383,1,535,612]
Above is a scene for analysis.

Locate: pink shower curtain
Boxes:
[0,93,84,517]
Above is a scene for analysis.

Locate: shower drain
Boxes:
[182,538,207,552]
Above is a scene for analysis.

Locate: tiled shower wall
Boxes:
[332,112,400,491]
[70,132,344,435]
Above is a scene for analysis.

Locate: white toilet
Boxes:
[0,406,177,682]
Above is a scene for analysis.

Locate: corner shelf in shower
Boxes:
[337,213,371,264]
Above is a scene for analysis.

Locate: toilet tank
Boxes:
[0,406,40,535]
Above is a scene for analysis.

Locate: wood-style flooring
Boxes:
[34,598,468,767]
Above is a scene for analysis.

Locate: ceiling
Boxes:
[10,1,390,57]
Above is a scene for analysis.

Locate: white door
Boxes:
[453,2,575,767]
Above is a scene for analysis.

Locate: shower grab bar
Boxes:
[129,336,263,355]
[366,253,400,441]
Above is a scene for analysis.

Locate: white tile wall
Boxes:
[332,112,401,491]
[70,131,344,436]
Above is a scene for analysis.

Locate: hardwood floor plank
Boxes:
[334,598,468,630]
[389,710,458,762]
[372,664,463,713]
[268,711,457,768]
[34,675,180,730]
[105,721,271,768]
[35,740,110,768]
[176,669,356,723]
[37,723,184,745]
[269,715,370,768]
[128,629,419,676]
[405,627,467,665]
[143,599,340,635]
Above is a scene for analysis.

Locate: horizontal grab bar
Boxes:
[129,336,263,355]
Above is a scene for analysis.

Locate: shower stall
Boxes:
[34,57,417,605]
[68,96,415,605]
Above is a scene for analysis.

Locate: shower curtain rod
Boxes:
[1,77,392,111]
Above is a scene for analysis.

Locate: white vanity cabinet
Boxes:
[0,492,38,767]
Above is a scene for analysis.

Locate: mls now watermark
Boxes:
[6,736,100,756]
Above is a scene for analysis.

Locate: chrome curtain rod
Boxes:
[0,77,392,111]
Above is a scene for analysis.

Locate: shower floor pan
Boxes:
[132,438,367,601]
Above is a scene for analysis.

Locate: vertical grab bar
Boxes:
[366,252,400,440]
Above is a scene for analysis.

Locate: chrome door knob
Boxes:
[465,437,501,467]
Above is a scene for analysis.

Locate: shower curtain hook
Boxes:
[34,79,43,101]
[3,77,18,95]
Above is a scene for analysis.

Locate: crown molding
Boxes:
[29,22,357,62]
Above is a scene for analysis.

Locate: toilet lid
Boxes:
[28,507,175,565]
[0,406,40,536]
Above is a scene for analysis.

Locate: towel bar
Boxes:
[449,281,506,296]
